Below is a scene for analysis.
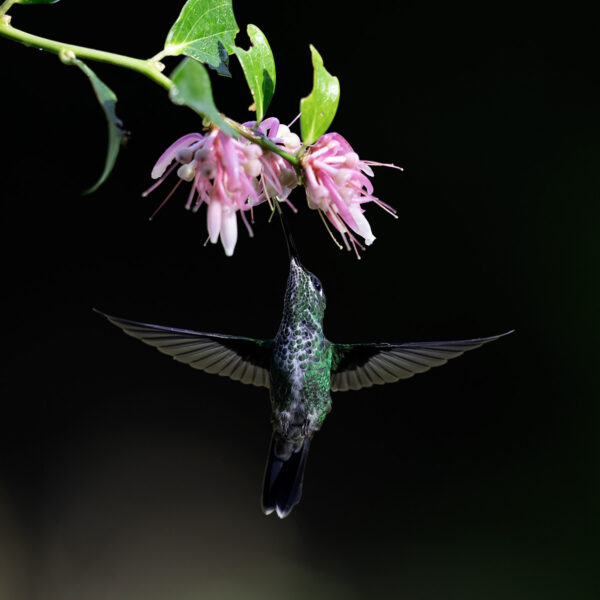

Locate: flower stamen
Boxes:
[149,178,183,221]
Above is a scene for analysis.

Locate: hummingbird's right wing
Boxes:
[330,332,512,392]
[95,310,273,388]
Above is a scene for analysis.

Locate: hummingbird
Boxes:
[95,218,511,519]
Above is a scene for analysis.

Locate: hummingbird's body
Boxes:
[97,220,511,518]
[263,255,333,516]
[270,257,331,450]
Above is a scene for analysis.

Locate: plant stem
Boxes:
[0,0,17,19]
[0,21,173,90]
[0,19,301,168]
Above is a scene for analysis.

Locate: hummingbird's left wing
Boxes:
[330,332,512,392]
[95,310,273,388]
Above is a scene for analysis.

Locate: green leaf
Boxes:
[163,0,239,76]
[300,45,340,145]
[169,58,236,137]
[71,59,126,194]
[16,0,60,4]
[233,24,275,123]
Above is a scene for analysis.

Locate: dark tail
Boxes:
[262,434,311,519]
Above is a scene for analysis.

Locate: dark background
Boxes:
[1,1,598,598]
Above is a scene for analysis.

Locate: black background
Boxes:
[1,1,598,598]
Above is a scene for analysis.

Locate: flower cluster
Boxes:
[143,119,299,256]
[301,133,402,258]
[144,120,400,258]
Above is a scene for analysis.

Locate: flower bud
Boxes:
[176,147,195,164]
[177,163,196,182]
[243,158,262,177]
[194,147,210,162]
[199,163,217,179]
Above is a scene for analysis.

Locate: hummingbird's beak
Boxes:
[278,210,301,264]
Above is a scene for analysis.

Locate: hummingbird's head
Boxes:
[278,212,326,326]
[285,257,327,326]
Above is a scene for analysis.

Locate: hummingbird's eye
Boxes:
[312,278,322,292]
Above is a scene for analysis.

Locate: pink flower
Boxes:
[243,117,300,210]
[143,128,264,256]
[301,132,402,258]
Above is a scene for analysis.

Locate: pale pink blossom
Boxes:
[143,128,264,256]
[301,132,402,258]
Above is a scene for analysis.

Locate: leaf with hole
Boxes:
[233,24,275,123]
[163,0,239,76]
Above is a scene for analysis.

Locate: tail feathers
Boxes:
[262,434,311,518]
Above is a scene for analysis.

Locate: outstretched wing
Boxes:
[95,310,273,388]
[331,332,512,392]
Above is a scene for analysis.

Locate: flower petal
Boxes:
[349,204,375,245]
[151,133,203,179]
[220,208,238,256]
[206,199,222,244]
